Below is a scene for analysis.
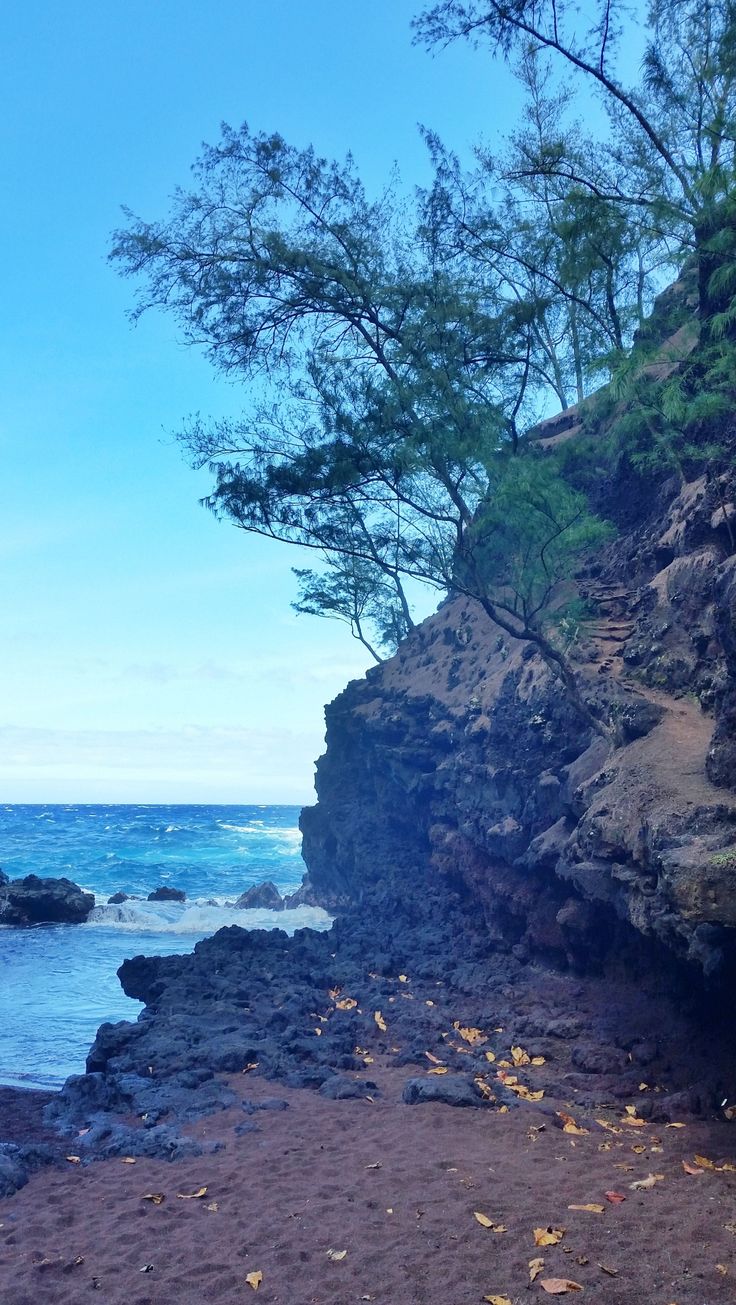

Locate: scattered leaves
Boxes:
[335,998,358,1011]
[177,1187,208,1200]
[529,1257,545,1283]
[141,1193,165,1205]
[485,1050,496,1063]
[326,1249,348,1262]
[374,1011,387,1032]
[245,1270,263,1290]
[534,1227,566,1247]
[511,1045,531,1066]
[568,1204,605,1214]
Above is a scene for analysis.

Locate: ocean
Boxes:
[0,804,331,1090]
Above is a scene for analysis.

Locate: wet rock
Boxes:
[0,875,95,925]
[234,881,284,911]
[107,891,129,904]
[147,886,186,903]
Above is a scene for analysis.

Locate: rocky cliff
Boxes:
[301,308,736,990]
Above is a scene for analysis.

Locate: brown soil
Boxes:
[2,1071,736,1305]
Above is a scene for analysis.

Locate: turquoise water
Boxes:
[0,805,331,1089]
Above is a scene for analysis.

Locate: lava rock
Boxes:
[402,1074,487,1108]
[0,875,95,925]
[147,886,186,903]
[234,881,284,911]
[107,891,129,904]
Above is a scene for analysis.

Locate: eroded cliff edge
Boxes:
[301,412,736,988]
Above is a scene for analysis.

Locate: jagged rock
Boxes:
[283,875,321,908]
[147,886,186,902]
[234,881,284,910]
[107,891,129,904]
[0,875,95,925]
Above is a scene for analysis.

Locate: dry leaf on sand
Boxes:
[374,1012,387,1032]
[245,1270,263,1290]
[629,1173,664,1191]
[529,1257,545,1282]
[534,1226,566,1246]
[540,1280,583,1294]
[141,1193,165,1205]
[568,1203,605,1214]
[474,1212,507,1231]
[483,1296,513,1304]
[604,1191,626,1204]
[177,1187,208,1200]
[326,1249,348,1262]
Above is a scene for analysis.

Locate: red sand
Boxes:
[2,1068,736,1304]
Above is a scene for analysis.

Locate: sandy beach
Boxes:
[3,1052,736,1304]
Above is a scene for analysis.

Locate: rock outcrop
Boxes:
[0,875,95,926]
[234,881,284,910]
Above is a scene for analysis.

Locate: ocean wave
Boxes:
[85,901,331,937]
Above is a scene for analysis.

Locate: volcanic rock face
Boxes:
[0,875,95,925]
[234,881,284,910]
[300,464,736,982]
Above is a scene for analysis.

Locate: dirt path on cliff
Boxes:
[2,1073,736,1305]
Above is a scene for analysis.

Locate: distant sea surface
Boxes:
[0,804,331,1090]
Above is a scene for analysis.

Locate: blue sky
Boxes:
[0,1,530,802]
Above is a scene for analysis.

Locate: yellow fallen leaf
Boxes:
[398,974,408,983]
[474,1078,495,1100]
[563,1121,588,1136]
[540,1280,583,1295]
[631,1144,646,1154]
[483,1296,513,1305]
[529,1256,545,1282]
[511,1045,531,1066]
[428,1067,448,1075]
[531,1056,546,1066]
[485,1050,496,1063]
[498,1104,509,1113]
[245,1270,263,1290]
[425,1051,443,1065]
[473,1212,505,1230]
[335,998,357,1011]
[326,1248,348,1261]
[497,1059,512,1068]
[621,1115,646,1127]
[716,1264,729,1275]
[121,1157,136,1164]
[629,1173,664,1190]
[314,1027,322,1036]
[513,1084,544,1102]
[639,1082,650,1091]
[141,1193,165,1204]
[693,1154,716,1170]
[568,1204,605,1214]
[534,1226,566,1247]
[206,1202,219,1211]
[177,1187,208,1200]
[425,1000,434,1007]
[65,1156,81,1164]
[665,1122,686,1129]
[374,1011,387,1032]
[363,1055,374,1064]
[242,1062,258,1073]
[453,1021,486,1045]
[595,1119,622,1134]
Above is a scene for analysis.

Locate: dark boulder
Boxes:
[147,886,186,903]
[107,891,129,904]
[402,1074,488,1108]
[234,881,284,910]
[0,874,94,925]
[283,876,321,908]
